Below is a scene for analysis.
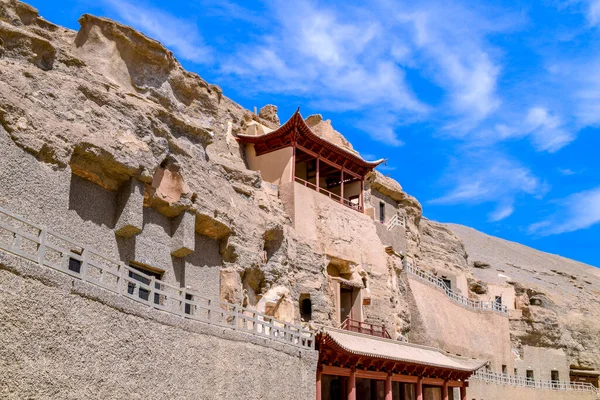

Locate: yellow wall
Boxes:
[280,181,387,275]
[245,144,293,186]
[407,277,514,372]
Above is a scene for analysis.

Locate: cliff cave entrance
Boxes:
[340,287,354,322]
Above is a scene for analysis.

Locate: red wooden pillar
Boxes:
[316,156,320,193]
[340,168,344,204]
[442,380,449,400]
[316,369,322,400]
[348,368,356,400]
[416,376,423,400]
[359,179,364,213]
[291,143,296,182]
[385,373,392,400]
[460,385,467,400]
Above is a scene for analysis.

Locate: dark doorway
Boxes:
[340,287,354,322]
[552,370,559,388]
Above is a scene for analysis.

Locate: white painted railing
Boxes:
[385,214,401,231]
[0,206,315,350]
[471,370,599,396]
[404,261,508,315]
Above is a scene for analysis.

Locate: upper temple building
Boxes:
[237,110,384,214]
[0,2,599,400]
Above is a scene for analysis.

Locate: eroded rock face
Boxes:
[446,224,600,370]
[305,114,357,154]
[258,104,280,126]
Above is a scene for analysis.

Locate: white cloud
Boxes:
[399,9,501,121]
[587,0,600,25]
[558,168,576,176]
[489,203,515,222]
[218,1,431,146]
[490,107,575,153]
[529,187,600,235]
[524,107,575,152]
[102,0,211,64]
[430,152,548,222]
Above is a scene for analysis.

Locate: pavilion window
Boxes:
[502,365,507,375]
[68,249,83,274]
[495,295,502,305]
[379,202,385,223]
[184,293,193,315]
[127,262,163,305]
[526,370,534,385]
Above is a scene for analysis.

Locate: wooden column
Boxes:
[416,376,423,400]
[442,380,449,400]
[360,179,364,213]
[348,368,356,400]
[316,156,320,193]
[291,143,296,182]
[340,168,344,204]
[316,369,322,400]
[385,373,392,400]
[460,386,467,400]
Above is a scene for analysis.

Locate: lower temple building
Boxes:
[0,2,599,399]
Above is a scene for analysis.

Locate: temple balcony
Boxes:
[238,110,390,274]
[236,110,384,215]
[340,317,392,339]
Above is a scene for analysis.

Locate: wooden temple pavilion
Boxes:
[236,110,384,213]
[316,327,485,400]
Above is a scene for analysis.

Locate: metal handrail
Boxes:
[0,206,315,350]
[294,176,363,212]
[471,370,599,395]
[404,261,508,315]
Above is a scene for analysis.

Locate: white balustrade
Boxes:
[403,262,508,315]
[471,370,599,396]
[0,206,315,350]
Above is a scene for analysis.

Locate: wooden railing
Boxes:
[471,370,599,396]
[404,261,508,315]
[294,176,363,212]
[340,318,392,339]
[0,206,315,350]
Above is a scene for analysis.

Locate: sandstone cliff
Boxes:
[0,0,598,376]
[447,224,600,370]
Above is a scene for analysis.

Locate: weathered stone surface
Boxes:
[0,254,317,400]
[305,114,357,154]
[447,224,600,371]
[114,178,144,237]
[473,260,491,269]
[258,104,280,126]
[171,210,195,258]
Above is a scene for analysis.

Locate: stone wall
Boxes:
[515,346,570,382]
[406,277,513,371]
[468,381,596,400]
[0,126,222,299]
[283,181,387,273]
[0,253,318,400]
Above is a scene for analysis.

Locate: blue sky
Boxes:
[30,0,600,267]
